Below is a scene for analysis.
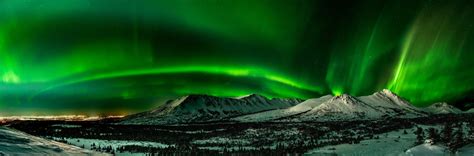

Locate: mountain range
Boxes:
[120,89,468,125]
[120,94,302,125]
[235,89,428,122]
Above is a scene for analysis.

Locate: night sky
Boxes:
[1,0,473,115]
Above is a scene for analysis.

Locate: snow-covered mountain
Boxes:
[424,102,463,114]
[235,89,428,122]
[357,89,428,118]
[293,94,388,121]
[0,126,106,155]
[465,108,474,113]
[233,95,333,122]
[121,89,464,124]
[120,94,302,125]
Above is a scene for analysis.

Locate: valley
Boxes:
[5,113,474,155]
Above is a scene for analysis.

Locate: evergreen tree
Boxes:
[414,127,425,145]
[450,124,465,150]
[427,128,439,143]
[468,122,474,142]
[441,123,453,144]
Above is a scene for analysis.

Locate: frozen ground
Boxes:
[50,137,171,155]
[305,127,419,156]
[405,142,450,156]
[0,126,107,155]
[457,144,474,156]
[55,137,170,149]
[305,124,474,156]
[7,115,473,155]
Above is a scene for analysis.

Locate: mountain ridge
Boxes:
[120,90,466,125]
[120,94,303,125]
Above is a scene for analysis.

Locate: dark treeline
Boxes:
[413,120,474,152]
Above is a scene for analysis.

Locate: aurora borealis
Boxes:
[0,0,473,115]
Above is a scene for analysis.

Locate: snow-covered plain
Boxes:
[48,137,171,155]
[305,124,474,156]
[0,126,107,155]
[305,127,421,155]
[53,137,171,150]
[405,143,450,156]
[457,144,474,156]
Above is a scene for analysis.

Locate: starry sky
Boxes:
[0,0,473,115]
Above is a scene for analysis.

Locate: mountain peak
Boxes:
[332,94,360,105]
[121,93,300,124]
[426,102,462,114]
[429,102,456,110]
[123,91,430,124]
[431,102,447,106]
[235,93,267,99]
[241,93,267,99]
[334,94,351,98]
[375,89,397,97]
[185,94,215,99]
[370,89,413,107]
[382,89,394,94]
[174,94,218,106]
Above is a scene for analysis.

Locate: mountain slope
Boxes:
[293,94,387,121]
[465,108,474,113]
[0,126,106,155]
[236,90,426,122]
[288,90,428,121]
[424,102,462,114]
[120,94,302,125]
[357,89,428,118]
[121,90,433,124]
[233,95,333,122]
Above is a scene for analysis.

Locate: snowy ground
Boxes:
[405,142,450,156]
[305,124,474,156]
[305,127,419,156]
[0,126,107,155]
[405,142,474,156]
[7,117,473,155]
[53,137,171,150]
[457,144,474,156]
[50,137,171,155]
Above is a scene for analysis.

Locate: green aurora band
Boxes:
[0,0,473,115]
